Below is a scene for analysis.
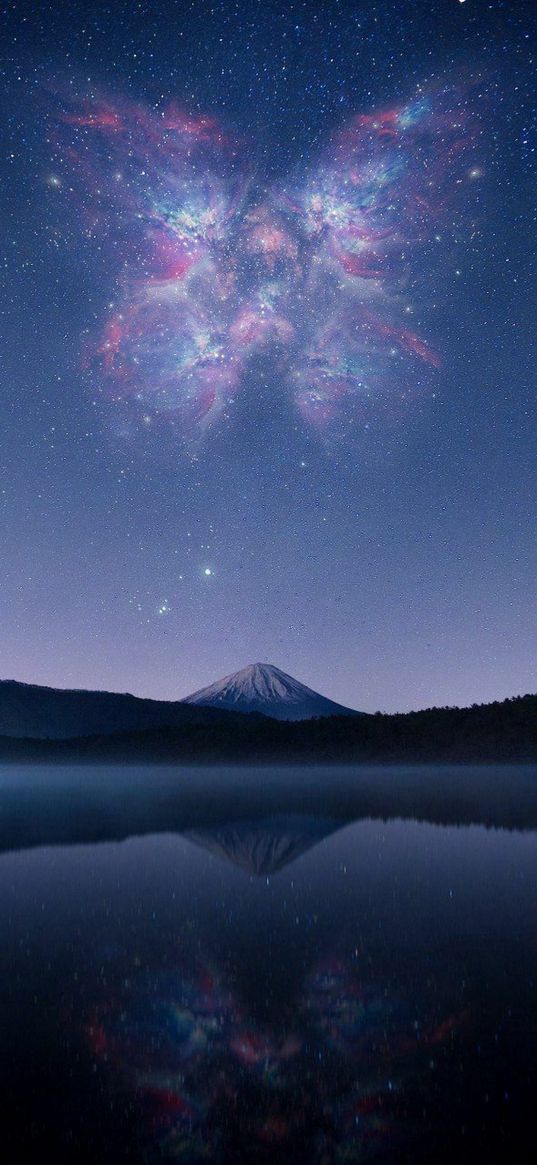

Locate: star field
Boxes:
[0,0,536,711]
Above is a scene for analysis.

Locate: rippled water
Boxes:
[0,765,536,1163]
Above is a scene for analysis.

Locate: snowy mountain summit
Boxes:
[182,662,359,721]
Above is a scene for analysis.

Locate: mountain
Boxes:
[0,678,259,740]
[182,662,359,721]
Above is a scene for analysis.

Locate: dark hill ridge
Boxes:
[0,692,536,764]
[0,678,264,739]
[0,664,358,739]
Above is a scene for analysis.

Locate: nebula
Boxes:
[52,86,479,440]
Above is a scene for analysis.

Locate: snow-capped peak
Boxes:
[182,662,359,721]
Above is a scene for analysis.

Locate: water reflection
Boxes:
[185,814,341,874]
[0,771,536,1163]
[0,762,536,860]
[84,948,464,1163]
[74,814,471,1163]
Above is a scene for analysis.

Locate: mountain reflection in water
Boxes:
[74,813,467,1163]
[0,765,536,1163]
[185,814,341,875]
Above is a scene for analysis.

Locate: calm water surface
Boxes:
[0,765,536,1163]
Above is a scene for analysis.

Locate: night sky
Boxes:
[1,0,536,713]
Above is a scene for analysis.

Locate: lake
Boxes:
[0,764,536,1163]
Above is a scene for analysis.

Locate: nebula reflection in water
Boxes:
[84,952,466,1162]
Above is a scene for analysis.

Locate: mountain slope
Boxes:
[0,678,259,739]
[182,662,359,721]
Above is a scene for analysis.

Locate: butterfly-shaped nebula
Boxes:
[52,87,480,440]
